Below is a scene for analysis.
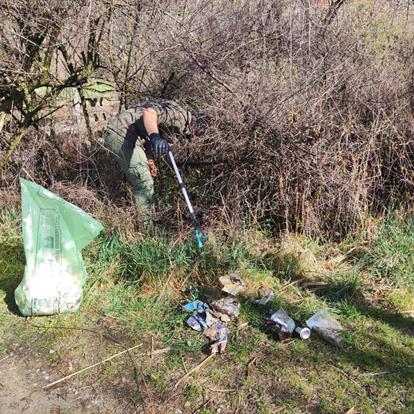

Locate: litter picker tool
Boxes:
[168,147,207,248]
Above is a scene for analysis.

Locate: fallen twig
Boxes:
[207,387,237,393]
[276,279,302,295]
[330,365,365,393]
[43,344,143,389]
[192,399,211,414]
[246,357,256,378]
[0,355,11,363]
[150,336,154,359]
[359,371,390,377]
[180,353,188,374]
[174,354,215,388]
[300,281,329,288]
[137,347,170,358]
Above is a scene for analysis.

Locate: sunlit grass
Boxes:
[0,208,413,412]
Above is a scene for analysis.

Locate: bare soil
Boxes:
[0,349,123,414]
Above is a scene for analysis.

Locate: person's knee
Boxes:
[129,166,154,200]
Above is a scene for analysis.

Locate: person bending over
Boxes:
[105,99,207,223]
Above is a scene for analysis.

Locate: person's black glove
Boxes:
[149,133,169,157]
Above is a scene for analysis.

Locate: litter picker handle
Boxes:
[168,150,195,216]
[167,149,206,248]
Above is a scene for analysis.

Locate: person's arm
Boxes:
[143,107,169,157]
[143,108,159,135]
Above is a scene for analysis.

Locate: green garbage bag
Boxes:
[15,178,104,316]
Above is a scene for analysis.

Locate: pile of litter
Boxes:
[182,273,245,354]
[183,300,232,354]
[182,273,344,354]
[266,308,343,345]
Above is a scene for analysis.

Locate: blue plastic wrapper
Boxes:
[183,300,210,314]
[187,314,206,331]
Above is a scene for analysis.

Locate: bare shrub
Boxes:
[144,0,414,237]
[1,0,414,238]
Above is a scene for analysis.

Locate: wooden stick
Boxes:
[174,354,215,388]
[207,387,237,393]
[137,347,170,358]
[276,279,301,295]
[150,336,154,359]
[180,354,188,374]
[245,356,257,378]
[359,371,390,377]
[192,399,210,414]
[0,355,10,363]
[43,344,143,389]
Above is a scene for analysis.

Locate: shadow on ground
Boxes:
[0,241,25,315]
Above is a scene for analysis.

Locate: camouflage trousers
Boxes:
[104,129,154,213]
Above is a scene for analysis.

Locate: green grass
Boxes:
[1,208,413,413]
[362,213,414,287]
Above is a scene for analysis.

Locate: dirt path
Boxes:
[0,352,118,414]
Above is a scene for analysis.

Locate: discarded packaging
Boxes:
[204,321,228,354]
[186,315,205,331]
[183,300,210,314]
[219,273,246,296]
[183,299,230,354]
[313,328,342,346]
[211,297,240,318]
[270,309,296,334]
[306,309,343,346]
[212,311,231,323]
[295,326,311,340]
[184,300,214,331]
[306,309,343,331]
[254,287,274,305]
[14,178,103,316]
